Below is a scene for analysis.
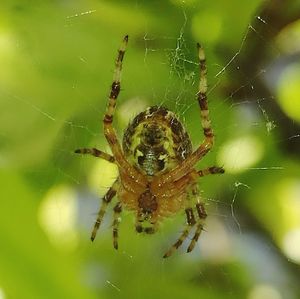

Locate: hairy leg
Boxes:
[187,202,207,252]
[103,35,146,185]
[91,180,119,241]
[163,207,196,258]
[74,147,115,163]
[112,201,122,249]
[197,166,224,177]
[103,35,127,161]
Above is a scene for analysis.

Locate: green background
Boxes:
[1,1,300,299]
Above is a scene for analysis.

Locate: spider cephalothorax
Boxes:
[75,35,224,258]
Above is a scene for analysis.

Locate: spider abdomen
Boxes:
[122,105,192,176]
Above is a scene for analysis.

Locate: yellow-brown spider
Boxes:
[75,35,224,258]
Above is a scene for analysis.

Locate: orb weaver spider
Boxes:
[75,35,224,258]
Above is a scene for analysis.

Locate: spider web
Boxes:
[64,8,298,298]
[1,1,300,299]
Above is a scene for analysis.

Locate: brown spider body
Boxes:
[121,105,195,230]
[75,35,224,258]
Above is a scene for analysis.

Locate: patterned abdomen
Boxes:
[122,106,192,176]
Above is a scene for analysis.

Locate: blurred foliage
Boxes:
[1,0,300,299]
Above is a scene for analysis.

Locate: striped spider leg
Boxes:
[156,44,224,257]
[75,36,146,248]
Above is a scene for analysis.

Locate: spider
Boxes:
[75,35,224,258]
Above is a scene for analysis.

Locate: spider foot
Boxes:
[163,229,190,258]
[163,251,171,259]
[209,166,225,174]
[186,225,204,253]
[113,240,118,250]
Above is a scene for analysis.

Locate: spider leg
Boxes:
[74,148,115,163]
[196,43,214,145]
[135,212,144,233]
[103,35,128,159]
[187,202,207,252]
[158,43,215,185]
[112,201,122,249]
[103,36,146,185]
[103,35,127,127]
[144,226,157,234]
[163,207,196,258]
[197,166,224,177]
[91,179,119,241]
